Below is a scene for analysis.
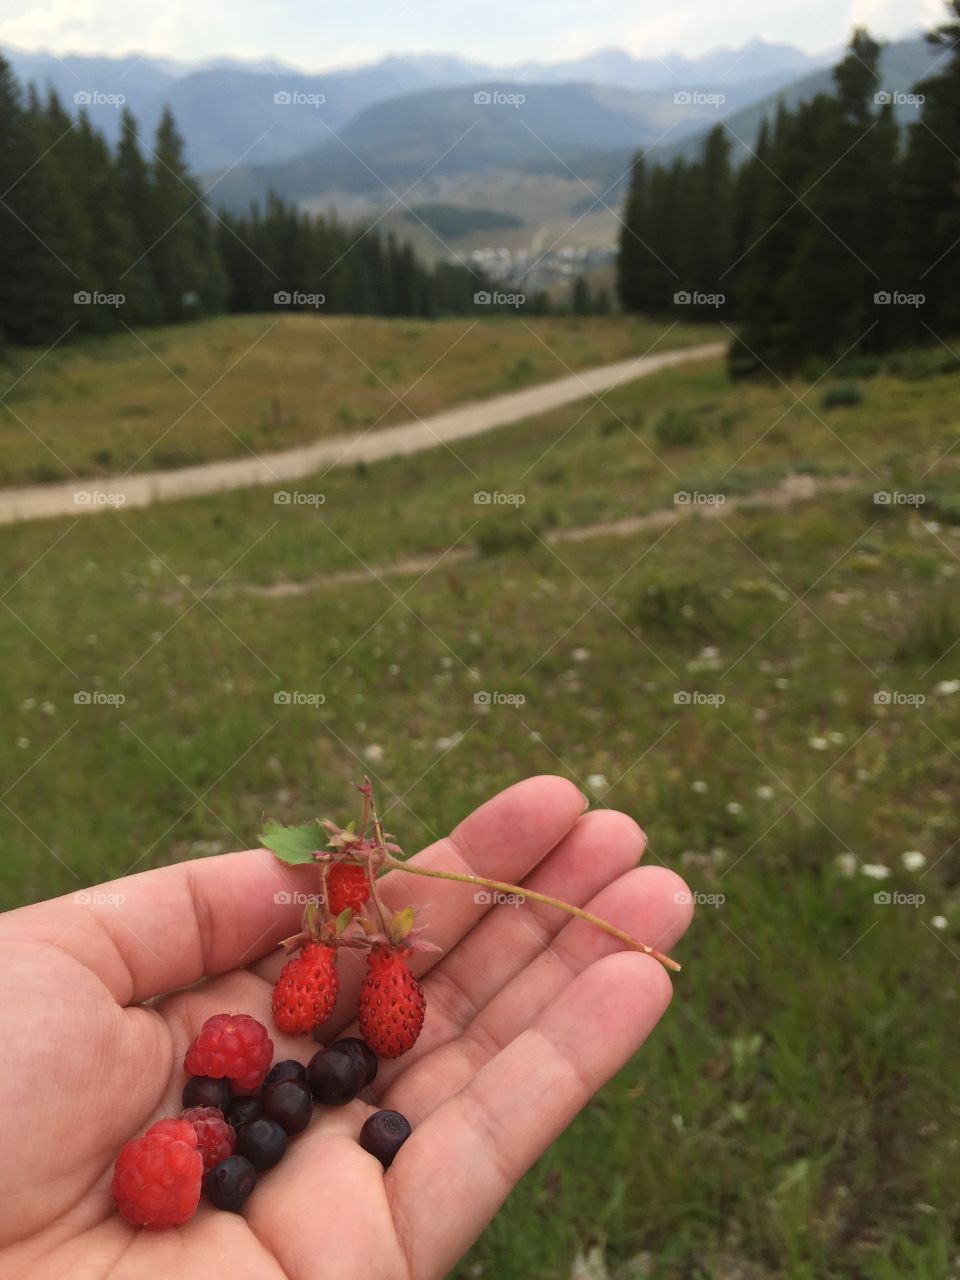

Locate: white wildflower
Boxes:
[860,863,891,880]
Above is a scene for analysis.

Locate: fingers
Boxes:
[0,775,585,1007]
[0,848,311,1005]
[390,951,674,1280]
[251,775,588,1036]
[379,863,691,1116]
[363,808,650,1092]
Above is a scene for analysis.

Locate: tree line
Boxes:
[0,54,487,348]
[617,4,960,375]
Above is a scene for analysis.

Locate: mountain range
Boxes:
[3,34,935,260]
[4,40,832,170]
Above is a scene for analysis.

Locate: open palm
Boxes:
[0,776,692,1280]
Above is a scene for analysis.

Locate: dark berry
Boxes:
[307,1045,365,1105]
[264,1059,307,1088]
[328,1037,378,1087]
[262,1079,312,1135]
[203,1154,257,1212]
[182,1075,232,1111]
[226,1096,264,1132]
[358,1110,411,1168]
[236,1118,287,1170]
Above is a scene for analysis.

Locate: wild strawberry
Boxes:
[112,1118,202,1229]
[184,1013,273,1093]
[327,863,370,916]
[357,943,426,1058]
[271,941,338,1035]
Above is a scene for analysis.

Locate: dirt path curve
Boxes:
[163,472,857,603]
[0,342,725,526]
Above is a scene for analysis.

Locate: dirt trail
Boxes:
[0,342,724,527]
[163,472,856,603]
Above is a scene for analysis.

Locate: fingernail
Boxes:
[580,791,590,811]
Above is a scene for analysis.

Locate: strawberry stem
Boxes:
[381,857,681,972]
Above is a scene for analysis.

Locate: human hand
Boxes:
[0,776,692,1279]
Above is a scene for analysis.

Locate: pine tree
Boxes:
[898,1,960,335]
[147,107,225,320]
[0,61,82,344]
[617,154,648,312]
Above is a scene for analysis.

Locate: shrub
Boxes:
[654,408,702,448]
[820,383,863,409]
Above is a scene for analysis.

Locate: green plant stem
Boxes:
[382,856,681,972]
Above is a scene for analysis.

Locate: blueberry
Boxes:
[203,1154,257,1212]
[264,1058,307,1088]
[236,1118,288,1170]
[226,1095,264,1132]
[358,1110,411,1168]
[328,1037,378,1087]
[307,1045,365,1105]
[182,1075,232,1111]
[262,1079,312,1135]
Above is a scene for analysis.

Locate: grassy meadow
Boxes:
[0,312,717,487]
[1,314,958,1277]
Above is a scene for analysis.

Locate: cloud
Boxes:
[0,0,937,66]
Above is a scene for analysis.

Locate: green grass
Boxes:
[0,312,718,488]
[1,319,958,1277]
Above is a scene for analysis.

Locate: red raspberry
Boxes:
[180,1105,236,1171]
[271,942,339,1035]
[357,944,426,1059]
[112,1118,202,1229]
[327,863,371,916]
[184,1013,273,1092]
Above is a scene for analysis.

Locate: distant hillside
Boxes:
[3,39,828,171]
[1,48,490,168]
[654,36,934,165]
[207,77,786,211]
[402,205,524,237]
[512,38,833,92]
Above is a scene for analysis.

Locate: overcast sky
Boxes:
[0,0,940,68]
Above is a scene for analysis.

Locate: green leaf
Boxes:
[261,820,321,865]
[334,907,353,934]
[388,905,415,943]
